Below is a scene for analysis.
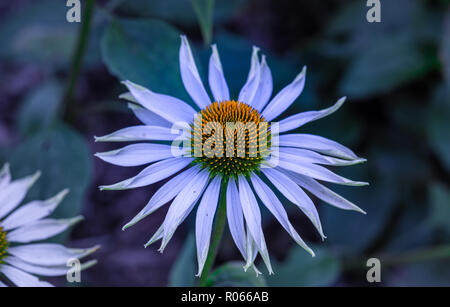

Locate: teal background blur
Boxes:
[0,0,449,286]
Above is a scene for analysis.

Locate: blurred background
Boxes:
[0,0,449,286]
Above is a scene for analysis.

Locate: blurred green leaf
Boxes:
[321,180,397,255]
[267,246,340,286]
[169,232,196,286]
[207,262,267,287]
[428,182,450,237]
[190,0,215,45]
[101,17,194,105]
[427,99,450,172]
[0,0,78,67]
[17,80,64,136]
[115,0,245,26]
[441,10,450,88]
[385,260,450,286]
[339,36,431,98]
[7,123,92,225]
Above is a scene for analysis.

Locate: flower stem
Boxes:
[198,179,227,286]
[63,0,95,122]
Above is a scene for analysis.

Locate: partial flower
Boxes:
[95,36,368,275]
[0,164,98,287]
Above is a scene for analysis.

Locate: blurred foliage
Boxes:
[169,232,197,286]
[0,0,449,286]
[267,246,340,287]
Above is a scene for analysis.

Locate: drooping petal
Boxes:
[250,174,315,256]
[4,256,97,277]
[262,66,306,121]
[7,244,99,266]
[144,225,164,247]
[238,47,261,105]
[94,125,180,142]
[123,80,197,124]
[127,102,172,128]
[278,97,346,133]
[179,35,211,109]
[123,165,201,230]
[0,163,11,190]
[208,44,230,102]
[276,158,369,186]
[95,143,181,167]
[275,147,366,167]
[0,171,40,220]
[226,178,246,259]
[1,189,68,231]
[7,216,83,243]
[99,157,193,190]
[284,170,366,214]
[238,175,273,274]
[262,168,325,239]
[159,170,210,252]
[195,176,222,276]
[244,224,260,274]
[0,264,53,287]
[278,133,360,160]
[249,55,273,111]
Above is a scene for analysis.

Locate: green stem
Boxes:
[343,245,450,271]
[199,179,227,286]
[191,0,215,46]
[63,0,95,122]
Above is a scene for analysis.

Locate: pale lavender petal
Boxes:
[208,44,230,102]
[262,66,306,121]
[179,35,211,109]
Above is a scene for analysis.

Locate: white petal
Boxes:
[0,280,6,287]
[0,163,11,190]
[278,97,346,133]
[94,125,180,142]
[7,216,83,243]
[238,176,273,274]
[275,147,366,167]
[0,264,53,287]
[278,133,360,160]
[249,55,273,111]
[123,80,197,124]
[244,224,258,271]
[262,167,325,239]
[144,225,164,247]
[100,157,193,190]
[276,158,369,186]
[95,143,180,167]
[179,35,211,109]
[2,189,69,231]
[159,170,210,251]
[208,44,230,102]
[0,171,40,220]
[238,47,261,105]
[4,256,97,277]
[226,178,246,259]
[262,66,306,121]
[127,102,172,128]
[250,174,315,256]
[284,170,366,214]
[195,176,222,276]
[8,243,99,266]
[122,165,201,230]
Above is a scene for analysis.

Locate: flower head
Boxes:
[95,36,367,275]
[0,164,98,287]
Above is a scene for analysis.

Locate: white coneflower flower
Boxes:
[95,36,367,276]
[0,164,98,287]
